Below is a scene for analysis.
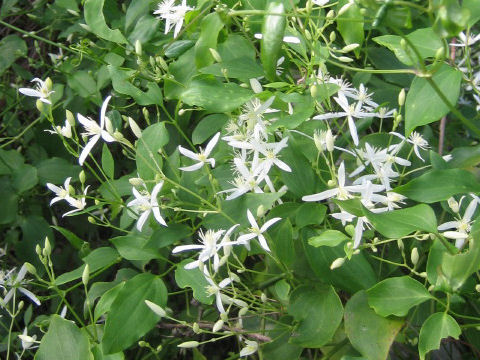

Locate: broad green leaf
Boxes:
[35,315,91,360]
[336,0,364,56]
[199,57,264,80]
[127,15,159,45]
[0,35,27,75]
[0,149,24,175]
[102,144,114,179]
[373,28,443,66]
[12,164,38,193]
[111,235,162,261]
[95,282,125,321]
[367,277,432,317]
[84,0,127,44]
[218,35,256,62]
[149,224,191,248]
[344,291,403,360]
[426,239,446,287]
[418,312,461,360]
[192,114,228,145]
[394,169,480,203]
[102,273,168,354]
[334,198,364,217]
[273,94,315,130]
[175,260,213,305]
[270,219,295,266]
[52,226,85,250]
[91,345,125,360]
[56,247,119,285]
[260,1,286,81]
[108,66,163,106]
[295,203,327,228]
[302,228,377,293]
[308,230,349,248]
[288,285,343,348]
[36,157,81,185]
[195,12,224,68]
[125,0,150,32]
[464,0,480,26]
[136,123,169,180]
[262,316,303,360]
[180,77,252,113]
[405,64,462,135]
[363,204,437,238]
[67,70,100,100]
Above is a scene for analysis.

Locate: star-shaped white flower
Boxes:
[46,177,72,205]
[438,196,478,248]
[45,119,72,138]
[390,131,430,162]
[19,78,54,104]
[78,96,116,166]
[178,132,220,171]
[127,181,167,231]
[154,0,193,38]
[240,340,259,357]
[1,265,40,307]
[64,186,89,217]
[237,209,281,252]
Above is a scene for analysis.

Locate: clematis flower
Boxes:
[154,0,193,38]
[237,209,281,252]
[78,96,116,166]
[127,181,167,231]
[240,340,259,357]
[0,265,40,307]
[390,132,430,162]
[46,177,72,205]
[18,328,38,350]
[63,186,89,217]
[438,196,478,248]
[19,78,54,104]
[178,132,220,171]
[45,119,72,138]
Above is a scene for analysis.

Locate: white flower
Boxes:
[312,0,330,6]
[18,328,38,350]
[154,0,193,38]
[452,31,480,47]
[0,265,40,307]
[19,78,54,104]
[240,340,259,357]
[46,177,72,205]
[438,196,478,248]
[178,132,220,171]
[237,210,281,252]
[63,186,89,217]
[127,181,167,231]
[78,96,115,166]
[45,119,72,138]
[390,132,429,162]
[254,33,300,44]
[221,157,267,200]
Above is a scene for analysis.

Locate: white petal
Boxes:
[78,135,100,165]
[204,132,220,157]
[179,162,204,172]
[100,96,112,129]
[283,36,300,44]
[347,116,359,146]
[172,244,204,253]
[260,217,282,232]
[18,288,41,306]
[19,88,42,98]
[257,234,271,252]
[101,130,115,143]
[136,210,150,231]
[237,233,257,244]
[302,188,338,202]
[246,209,259,228]
[77,113,93,127]
[152,207,167,226]
[464,198,478,222]
[437,221,458,231]
[178,145,199,160]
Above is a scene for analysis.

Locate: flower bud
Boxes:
[327,179,336,187]
[447,197,459,213]
[220,312,229,321]
[135,40,142,56]
[192,322,201,333]
[256,205,265,218]
[213,319,224,333]
[129,177,145,187]
[435,47,444,60]
[249,78,263,94]
[239,307,248,316]
[476,284,480,293]
[411,247,419,266]
[329,31,336,43]
[178,341,200,349]
[45,77,53,91]
[18,300,24,310]
[145,300,167,318]
[138,341,147,347]
[338,2,353,16]
[398,89,405,107]
[82,264,90,286]
[66,110,75,126]
[94,199,101,205]
[310,84,318,98]
[79,170,86,184]
[338,56,354,63]
[35,244,42,256]
[156,56,168,71]
[419,272,427,278]
[36,99,44,112]
[326,10,335,20]
[342,43,359,52]
[400,39,407,51]
[428,285,435,292]
[330,257,345,270]
[345,224,355,237]
[87,216,96,224]
[142,107,150,122]
[44,237,52,256]
[24,262,36,275]
[326,129,335,152]
[209,48,222,63]
[397,239,404,251]
[113,131,124,141]
[261,293,267,303]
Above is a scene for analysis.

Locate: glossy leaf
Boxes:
[418,312,461,360]
[84,0,127,44]
[344,291,403,360]
[195,12,224,68]
[0,35,27,75]
[270,219,295,266]
[367,277,432,317]
[192,114,228,145]
[308,230,349,248]
[336,0,364,55]
[175,260,213,305]
[260,1,286,81]
[295,203,327,228]
[102,144,114,179]
[394,169,480,203]
[136,123,169,180]
[405,64,462,135]
[111,235,162,261]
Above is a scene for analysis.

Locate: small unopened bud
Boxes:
[35,244,42,256]
[220,312,229,321]
[44,237,52,256]
[326,10,335,20]
[398,89,405,106]
[178,109,186,116]
[156,56,168,71]
[87,216,96,224]
[94,199,101,206]
[209,48,222,63]
[447,197,459,213]
[135,40,142,56]
[145,300,167,318]
[18,300,25,310]
[397,239,404,251]
[213,319,224,332]
[419,272,427,278]
[24,262,36,275]
[249,78,263,94]
[435,47,444,60]
[345,224,355,237]
[45,77,53,91]
[338,56,354,63]
[330,257,345,270]
[82,264,90,286]
[310,84,318,98]
[400,39,407,50]
[142,108,150,122]
[138,341,147,347]
[79,23,91,32]
[327,179,336,187]
[261,293,267,303]
[113,131,124,141]
[342,43,359,52]
[178,341,200,349]
[256,205,265,218]
[411,247,419,266]
[476,284,480,293]
[66,110,75,126]
[326,129,335,152]
[338,2,353,16]
[129,177,145,187]
[428,284,435,292]
[36,99,44,112]
[79,170,86,184]
[239,307,248,316]
[192,322,201,333]
[329,31,336,43]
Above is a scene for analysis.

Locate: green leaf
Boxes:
[125,0,150,32]
[136,123,169,180]
[35,315,91,360]
[336,0,364,55]
[199,57,264,80]
[373,28,443,66]
[367,277,433,317]
[295,203,327,228]
[0,149,24,175]
[192,114,228,145]
[393,169,480,203]
[95,282,125,321]
[195,12,224,68]
[149,223,191,248]
[84,0,127,44]
[36,157,81,185]
[270,219,295,266]
[363,204,437,238]
[0,35,27,75]
[108,66,163,106]
[344,291,403,360]
[12,164,38,193]
[405,64,462,135]
[52,226,85,250]
[180,77,252,113]
[55,247,119,285]
[464,0,480,26]
[418,312,461,360]
[111,235,162,261]
[175,260,213,305]
[287,285,343,348]
[102,144,114,179]
[308,230,349,248]
[67,70,100,100]
[102,273,168,354]
[260,1,286,81]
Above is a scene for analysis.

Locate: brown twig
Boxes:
[157,322,272,342]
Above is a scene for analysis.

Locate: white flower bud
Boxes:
[260,293,267,303]
[475,284,480,293]
[326,129,335,152]
[129,177,145,187]
[36,99,44,112]
[135,40,142,56]
[329,31,336,42]
[209,48,222,63]
[44,237,52,256]
[145,300,167,318]
[397,239,404,251]
[192,322,201,333]
[66,110,75,126]
[212,319,224,333]
[82,264,89,286]
[249,78,263,94]
[326,10,335,20]
[398,88,406,107]
[338,56,354,63]
[79,170,86,184]
[411,247,419,266]
[338,2,353,16]
[342,43,359,52]
[238,307,248,316]
[330,257,345,270]
[128,117,143,138]
[178,341,200,348]
[256,205,265,218]
[447,197,459,213]
[419,272,427,278]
